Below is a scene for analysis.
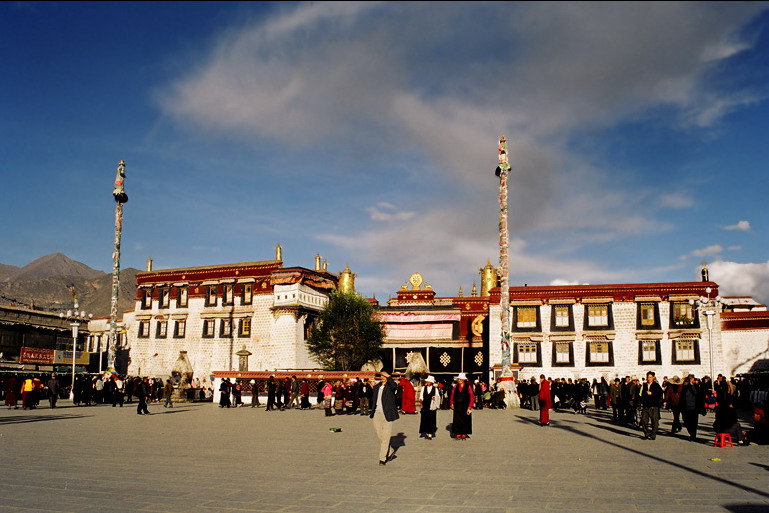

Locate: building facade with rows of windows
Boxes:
[91,248,338,384]
[83,253,769,384]
[486,281,769,380]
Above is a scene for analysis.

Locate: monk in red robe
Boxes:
[399,377,417,414]
[539,375,552,426]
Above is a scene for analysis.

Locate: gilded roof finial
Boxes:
[471,281,477,297]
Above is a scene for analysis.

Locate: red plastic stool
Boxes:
[713,433,733,447]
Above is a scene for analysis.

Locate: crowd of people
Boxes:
[3,369,767,447]
[1,372,215,414]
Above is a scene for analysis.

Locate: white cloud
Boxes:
[709,260,769,305]
[366,203,415,222]
[658,193,694,209]
[691,244,724,258]
[724,220,751,231]
[155,2,767,296]
[727,246,742,252]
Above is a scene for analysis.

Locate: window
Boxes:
[221,319,232,337]
[203,319,216,338]
[517,343,537,363]
[141,289,152,309]
[223,284,233,305]
[156,321,167,338]
[586,304,611,328]
[671,303,696,327]
[206,286,218,307]
[174,320,186,338]
[516,307,537,328]
[554,306,571,328]
[240,318,251,337]
[177,286,188,307]
[640,303,655,327]
[159,287,170,308]
[640,340,657,363]
[554,342,572,365]
[138,321,150,338]
[242,283,253,305]
[673,339,698,363]
[587,341,612,365]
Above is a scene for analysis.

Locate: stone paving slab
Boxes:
[1,401,767,512]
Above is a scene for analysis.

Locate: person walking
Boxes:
[539,375,552,426]
[266,375,277,411]
[112,375,124,407]
[664,376,683,434]
[640,371,663,440]
[450,373,474,439]
[47,373,60,409]
[250,379,261,408]
[163,379,174,408]
[369,371,399,465]
[136,377,151,415]
[419,376,439,440]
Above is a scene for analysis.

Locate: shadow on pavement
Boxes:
[0,414,92,425]
[553,418,769,499]
[724,505,769,513]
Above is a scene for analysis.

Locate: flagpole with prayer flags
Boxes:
[108,160,128,372]
[495,137,512,376]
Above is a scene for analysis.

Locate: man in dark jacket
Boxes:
[369,371,399,465]
[47,373,60,408]
[640,371,664,439]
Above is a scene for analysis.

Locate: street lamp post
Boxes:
[59,303,92,400]
[690,287,723,379]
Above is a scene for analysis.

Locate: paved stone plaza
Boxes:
[1,401,766,513]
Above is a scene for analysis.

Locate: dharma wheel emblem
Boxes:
[439,352,451,367]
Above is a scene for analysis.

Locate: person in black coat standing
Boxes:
[419,376,439,439]
[136,377,151,415]
[369,371,399,465]
[640,371,663,440]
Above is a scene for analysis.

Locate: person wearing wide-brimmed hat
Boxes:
[419,376,439,440]
[450,373,474,439]
[664,375,683,433]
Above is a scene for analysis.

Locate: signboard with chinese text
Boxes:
[20,347,55,364]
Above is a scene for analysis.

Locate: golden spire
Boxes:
[458,286,463,297]
[338,264,356,294]
[275,243,282,262]
[314,254,321,271]
[480,259,498,296]
[146,257,153,272]
[471,281,477,297]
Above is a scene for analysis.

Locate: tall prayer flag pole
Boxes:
[108,160,128,371]
[495,137,512,376]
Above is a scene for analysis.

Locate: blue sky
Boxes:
[2,1,768,303]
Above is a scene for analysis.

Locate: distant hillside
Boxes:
[0,253,138,318]
[0,263,19,282]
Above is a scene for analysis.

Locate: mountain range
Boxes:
[0,253,139,318]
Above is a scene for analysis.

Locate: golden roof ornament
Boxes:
[458,286,464,297]
[275,244,282,262]
[480,259,498,297]
[146,257,153,272]
[408,273,424,290]
[314,254,321,271]
[339,264,356,294]
[471,281,478,297]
